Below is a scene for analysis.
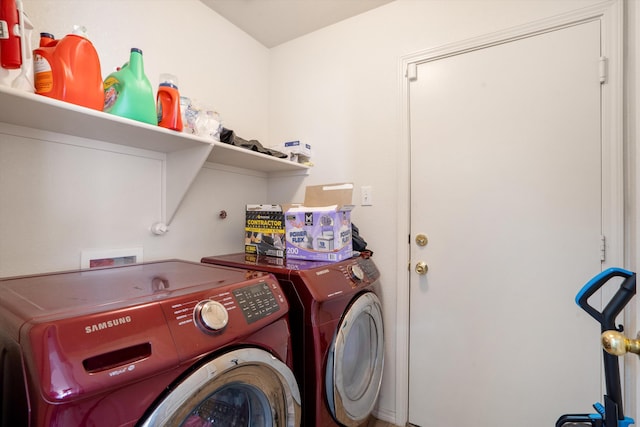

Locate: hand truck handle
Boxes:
[575,268,634,328]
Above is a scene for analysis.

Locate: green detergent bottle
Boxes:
[103,48,157,125]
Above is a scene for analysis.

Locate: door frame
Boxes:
[395,1,624,424]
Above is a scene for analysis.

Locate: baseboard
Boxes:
[373,406,400,425]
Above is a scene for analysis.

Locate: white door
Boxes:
[408,20,613,426]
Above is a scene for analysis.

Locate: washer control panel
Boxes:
[162,274,287,361]
[233,282,280,324]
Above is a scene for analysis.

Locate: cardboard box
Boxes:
[283,140,312,157]
[244,253,285,266]
[285,183,354,262]
[245,204,286,258]
[283,140,312,163]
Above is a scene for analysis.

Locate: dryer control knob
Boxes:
[349,264,365,282]
[195,300,228,332]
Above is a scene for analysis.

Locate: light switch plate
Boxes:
[361,186,373,206]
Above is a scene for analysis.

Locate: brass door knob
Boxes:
[415,261,428,275]
[602,330,640,356]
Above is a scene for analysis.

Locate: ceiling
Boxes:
[200,0,395,48]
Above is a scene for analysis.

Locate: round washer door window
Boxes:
[140,348,301,427]
[181,383,272,426]
[326,292,384,426]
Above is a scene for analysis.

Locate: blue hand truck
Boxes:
[556,267,636,427]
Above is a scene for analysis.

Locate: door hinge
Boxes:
[600,235,606,262]
[599,56,607,84]
[407,63,418,82]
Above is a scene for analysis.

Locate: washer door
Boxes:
[140,348,301,427]
[326,292,384,426]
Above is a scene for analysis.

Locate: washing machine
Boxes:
[0,260,301,427]
[200,253,384,427]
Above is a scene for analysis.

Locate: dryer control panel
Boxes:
[294,256,381,302]
[341,257,380,287]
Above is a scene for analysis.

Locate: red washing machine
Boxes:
[201,253,384,427]
[0,260,301,427]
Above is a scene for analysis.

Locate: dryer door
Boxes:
[140,348,301,427]
[326,291,384,426]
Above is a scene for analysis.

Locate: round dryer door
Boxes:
[326,292,384,426]
[140,348,301,427]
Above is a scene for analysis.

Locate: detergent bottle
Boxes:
[33,25,103,110]
[156,73,182,131]
[103,48,157,125]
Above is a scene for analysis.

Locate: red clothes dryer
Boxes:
[0,260,301,427]
[201,253,384,427]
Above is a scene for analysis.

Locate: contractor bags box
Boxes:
[285,183,355,262]
[245,204,286,258]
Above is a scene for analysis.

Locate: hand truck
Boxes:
[556,267,636,427]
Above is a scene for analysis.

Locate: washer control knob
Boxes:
[349,264,365,282]
[194,300,228,332]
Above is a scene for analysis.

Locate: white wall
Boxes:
[266,0,616,423]
[0,131,269,275]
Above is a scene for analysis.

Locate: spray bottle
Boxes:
[0,0,32,90]
[10,0,33,91]
[0,0,21,69]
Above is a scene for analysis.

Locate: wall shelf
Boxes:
[0,86,309,229]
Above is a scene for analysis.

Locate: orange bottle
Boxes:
[33,26,103,110]
[38,32,56,47]
[156,73,182,131]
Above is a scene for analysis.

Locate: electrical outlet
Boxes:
[361,186,373,206]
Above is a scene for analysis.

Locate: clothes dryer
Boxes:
[0,260,301,427]
[201,253,384,427]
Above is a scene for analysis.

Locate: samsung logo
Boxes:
[85,316,132,334]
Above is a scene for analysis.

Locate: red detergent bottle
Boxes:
[0,0,21,69]
[156,73,183,131]
[33,26,103,110]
